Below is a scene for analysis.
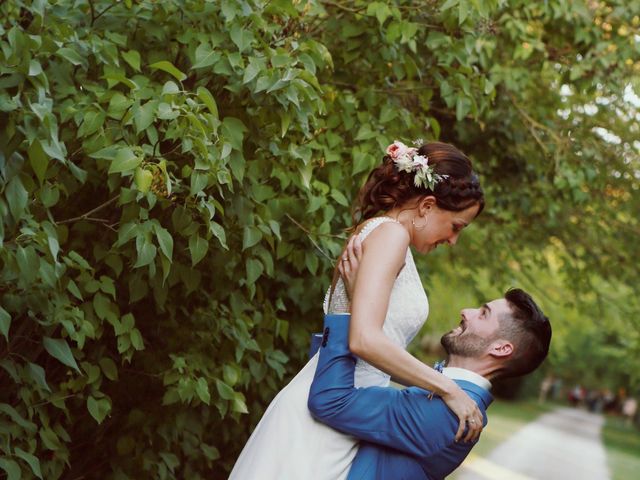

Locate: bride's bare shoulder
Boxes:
[357,219,409,253]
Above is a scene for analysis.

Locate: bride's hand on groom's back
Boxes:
[338,235,363,300]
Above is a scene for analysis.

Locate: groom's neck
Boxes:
[446,355,492,379]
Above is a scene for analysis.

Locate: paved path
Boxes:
[456,407,611,480]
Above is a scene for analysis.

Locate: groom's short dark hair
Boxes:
[496,288,551,379]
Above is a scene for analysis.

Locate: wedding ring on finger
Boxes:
[342,256,349,262]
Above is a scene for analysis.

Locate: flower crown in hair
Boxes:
[386,140,449,190]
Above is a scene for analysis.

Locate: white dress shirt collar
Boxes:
[442,367,492,391]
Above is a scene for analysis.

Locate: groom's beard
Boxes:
[440,329,492,357]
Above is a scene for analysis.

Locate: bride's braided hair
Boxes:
[353,142,484,223]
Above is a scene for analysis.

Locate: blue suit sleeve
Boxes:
[308,315,458,458]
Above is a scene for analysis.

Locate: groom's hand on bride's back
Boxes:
[338,235,363,300]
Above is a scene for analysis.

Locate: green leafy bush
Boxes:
[1,0,638,478]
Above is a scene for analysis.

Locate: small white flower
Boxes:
[412,155,429,168]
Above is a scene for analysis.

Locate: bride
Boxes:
[229,141,485,479]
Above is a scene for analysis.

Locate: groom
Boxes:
[308,288,551,479]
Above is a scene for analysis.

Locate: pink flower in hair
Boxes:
[386,141,416,160]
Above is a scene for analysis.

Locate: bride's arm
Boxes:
[342,222,482,442]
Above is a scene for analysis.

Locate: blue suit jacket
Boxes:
[308,314,493,480]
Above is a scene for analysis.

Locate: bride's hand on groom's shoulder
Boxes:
[441,385,484,443]
[338,235,363,300]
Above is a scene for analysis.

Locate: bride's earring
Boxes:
[412,215,429,231]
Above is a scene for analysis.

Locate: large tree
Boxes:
[0,1,638,478]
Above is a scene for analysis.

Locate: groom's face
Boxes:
[441,299,510,357]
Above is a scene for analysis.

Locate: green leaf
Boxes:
[0,306,11,341]
[99,275,116,298]
[14,447,42,479]
[108,147,141,174]
[222,117,247,150]
[154,225,174,261]
[196,377,211,404]
[43,337,81,373]
[27,362,51,392]
[28,139,49,184]
[242,226,262,250]
[93,292,112,320]
[196,86,219,118]
[232,393,248,414]
[89,144,120,160]
[150,61,187,81]
[79,110,106,137]
[87,396,111,424]
[246,258,263,285]
[456,97,471,121]
[305,252,318,275]
[440,0,458,12]
[57,46,87,68]
[243,60,261,84]
[134,101,156,133]
[116,222,138,247]
[16,246,39,284]
[0,403,37,432]
[122,49,141,71]
[230,25,254,52]
[134,241,157,268]
[330,189,349,207]
[223,365,239,386]
[0,459,21,480]
[116,313,135,335]
[189,234,208,266]
[130,328,144,350]
[161,81,180,95]
[192,43,220,69]
[160,452,180,472]
[367,2,392,25]
[39,428,62,451]
[6,176,28,222]
[210,221,228,249]
[215,379,234,400]
[66,279,83,300]
[67,250,92,270]
[99,357,119,381]
[134,167,153,193]
[458,0,469,24]
[201,444,220,461]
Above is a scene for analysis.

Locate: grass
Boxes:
[601,416,640,480]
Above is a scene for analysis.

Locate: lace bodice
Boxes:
[323,217,430,387]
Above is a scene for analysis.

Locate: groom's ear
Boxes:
[488,340,513,359]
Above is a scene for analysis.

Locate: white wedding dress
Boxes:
[229,217,429,480]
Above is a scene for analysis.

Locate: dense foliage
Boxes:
[0,0,638,478]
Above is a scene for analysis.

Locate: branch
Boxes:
[320,0,367,13]
[92,1,118,26]
[87,0,96,24]
[507,92,565,151]
[285,214,340,262]
[57,196,119,225]
[328,80,436,94]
